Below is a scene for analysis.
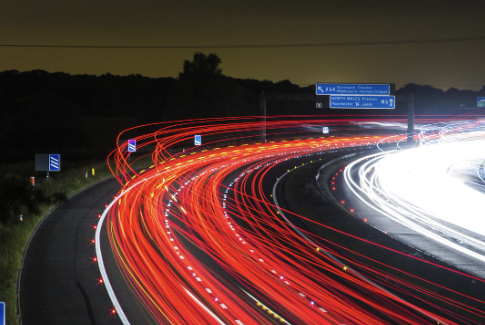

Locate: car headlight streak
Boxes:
[345,120,485,265]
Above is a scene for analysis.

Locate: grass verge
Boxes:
[0,160,115,324]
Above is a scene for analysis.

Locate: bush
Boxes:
[0,174,34,224]
[0,159,122,324]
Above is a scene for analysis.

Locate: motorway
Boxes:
[338,121,485,278]
[19,116,485,324]
[19,178,123,325]
[19,178,154,325]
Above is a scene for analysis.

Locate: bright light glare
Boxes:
[378,140,485,235]
[345,122,485,265]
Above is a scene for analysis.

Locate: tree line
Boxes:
[1,53,484,163]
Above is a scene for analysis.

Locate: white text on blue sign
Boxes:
[316,83,390,96]
[330,95,395,109]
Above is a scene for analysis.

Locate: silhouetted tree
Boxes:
[397,83,445,114]
[181,53,222,79]
[170,53,248,118]
[1,63,482,164]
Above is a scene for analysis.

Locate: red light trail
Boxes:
[97,116,485,324]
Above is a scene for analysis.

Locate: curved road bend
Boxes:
[19,177,154,325]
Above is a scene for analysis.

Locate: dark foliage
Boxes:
[396,83,485,113]
[0,173,48,224]
[1,54,484,164]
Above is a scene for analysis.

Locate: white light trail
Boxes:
[345,120,485,264]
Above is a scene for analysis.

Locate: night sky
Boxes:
[2,0,485,90]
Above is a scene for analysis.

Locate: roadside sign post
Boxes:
[408,94,415,144]
[35,154,61,179]
[48,154,61,178]
[314,82,412,143]
[49,154,60,172]
[128,139,136,152]
[194,135,202,146]
[315,83,395,109]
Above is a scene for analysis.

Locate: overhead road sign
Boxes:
[194,135,201,146]
[478,97,485,107]
[49,154,61,171]
[128,139,136,152]
[316,83,390,96]
[330,95,395,109]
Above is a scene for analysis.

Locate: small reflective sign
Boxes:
[194,135,201,146]
[49,154,61,172]
[0,302,5,325]
[128,139,136,152]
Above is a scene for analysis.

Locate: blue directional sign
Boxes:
[478,97,485,107]
[128,139,136,152]
[330,95,395,109]
[49,154,61,172]
[194,135,202,146]
[0,301,5,325]
[316,83,390,96]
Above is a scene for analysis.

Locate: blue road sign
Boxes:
[194,135,202,146]
[128,139,136,152]
[330,95,395,109]
[0,302,5,325]
[322,127,329,134]
[49,154,61,172]
[478,97,485,107]
[316,83,390,96]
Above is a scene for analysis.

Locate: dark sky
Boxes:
[2,0,485,89]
